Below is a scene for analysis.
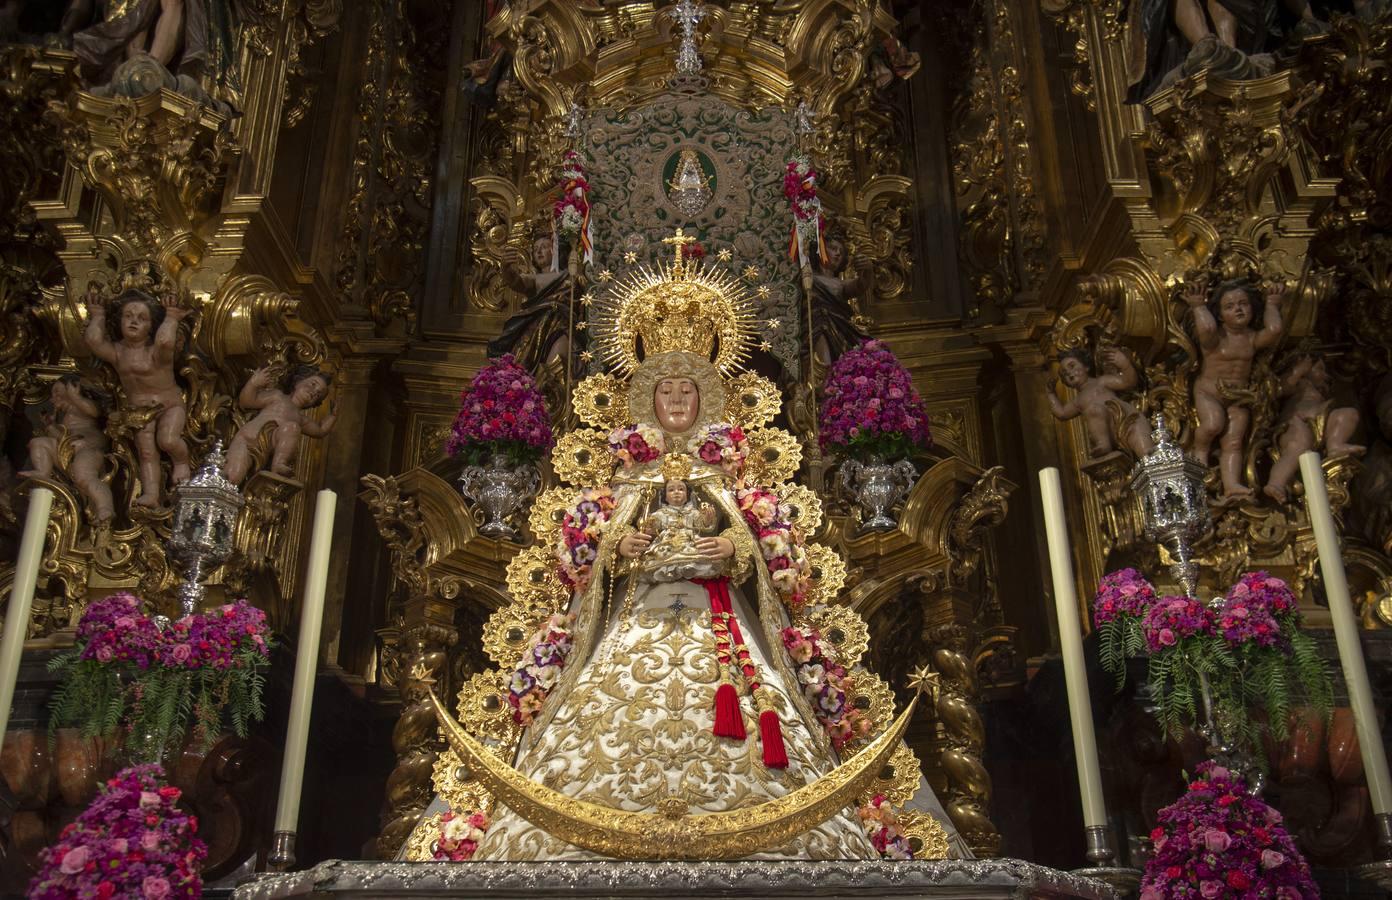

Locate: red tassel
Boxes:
[713,682,746,740]
[759,708,789,768]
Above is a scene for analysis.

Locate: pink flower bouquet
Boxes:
[1140,762,1316,900]
[818,340,932,462]
[857,793,914,860]
[49,595,272,758]
[555,486,618,595]
[738,486,810,609]
[433,810,490,861]
[29,764,207,899]
[447,355,554,465]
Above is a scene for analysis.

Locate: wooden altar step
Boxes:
[232,859,1118,900]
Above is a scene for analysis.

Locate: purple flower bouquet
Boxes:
[1140,762,1317,900]
[28,764,207,899]
[49,595,272,759]
[447,355,555,465]
[818,340,932,462]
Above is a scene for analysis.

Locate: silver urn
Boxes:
[838,457,918,533]
[459,454,540,541]
[167,440,244,618]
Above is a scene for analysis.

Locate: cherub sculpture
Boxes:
[84,288,191,509]
[1045,346,1155,458]
[1184,277,1285,501]
[20,375,115,526]
[1263,354,1364,503]
[224,364,337,485]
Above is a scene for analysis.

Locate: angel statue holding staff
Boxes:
[405,237,966,862]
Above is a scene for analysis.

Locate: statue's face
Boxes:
[654,377,699,432]
[532,237,553,270]
[825,239,846,272]
[664,481,688,506]
[291,375,329,407]
[121,301,152,343]
[1308,359,1330,392]
[1219,289,1251,329]
[1060,356,1089,389]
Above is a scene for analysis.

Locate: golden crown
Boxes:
[592,229,757,376]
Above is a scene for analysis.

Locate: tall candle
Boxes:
[273,489,337,837]
[1039,468,1109,829]
[1299,452,1392,815]
[0,487,53,746]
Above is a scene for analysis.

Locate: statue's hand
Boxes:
[696,536,735,561]
[618,532,651,559]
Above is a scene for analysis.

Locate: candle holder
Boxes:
[1073,824,1143,893]
[1354,812,1392,889]
[167,440,244,619]
[1129,415,1210,599]
[269,829,296,871]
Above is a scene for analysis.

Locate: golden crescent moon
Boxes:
[427,687,920,859]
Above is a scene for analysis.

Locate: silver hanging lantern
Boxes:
[1129,415,1209,598]
[167,440,244,618]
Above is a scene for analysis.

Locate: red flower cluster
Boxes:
[77,593,162,669]
[1140,762,1316,900]
[29,764,207,900]
[857,793,914,860]
[607,424,663,468]
[691,422,748,480]
[1092,568,1157,625]
[818,340,932,461]
[158,601,269,670]
[433,810,490,861]
[447,355,554,464]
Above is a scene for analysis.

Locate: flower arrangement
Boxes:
[555,486,618,595]
[1139,761,1317,900]
[783,155,826,266]
[819,340,932,462]
[607,423,664,468]
[432,809,490,861]
[49,595,271,756]
[857,794,914,860]
[554,150,592,262]
[690,422,748,480]
[29,764,207,899]
[738,486,811,608]
[782,626,868,750]
[446,355,554,465]
[507,613,574,726]
[1093,570,1331,752]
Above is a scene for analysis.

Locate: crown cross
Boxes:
[662,228,698,270]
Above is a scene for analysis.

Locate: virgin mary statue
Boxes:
[405,243,966,862]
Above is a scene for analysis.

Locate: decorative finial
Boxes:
[671,0,706,76]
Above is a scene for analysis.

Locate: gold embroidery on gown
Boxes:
[474,579,876,860]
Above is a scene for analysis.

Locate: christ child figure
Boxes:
[21,375,115,525]
[1045,346,1155,458]
[1183,277,1286,501]
[1263,354,1365,503]
[637,479,723,583]
[84,288,191,508]
[224,364,338,485]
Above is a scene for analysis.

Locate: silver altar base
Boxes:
[233,860,1118,900]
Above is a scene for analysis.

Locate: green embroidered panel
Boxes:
[582,91,803,377]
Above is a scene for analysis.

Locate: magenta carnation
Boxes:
[446,355,554,463]
[818,340,932,460]
[1142,595,1215,653]
[28,764,207,899]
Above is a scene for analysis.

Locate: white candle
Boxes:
[1299,452,1392,815]
[1039,468,1109,829]
[0,487,53,746]
[273,489,337,835]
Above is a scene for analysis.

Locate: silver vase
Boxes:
[838,457,917,533]
[459,455,540,541]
